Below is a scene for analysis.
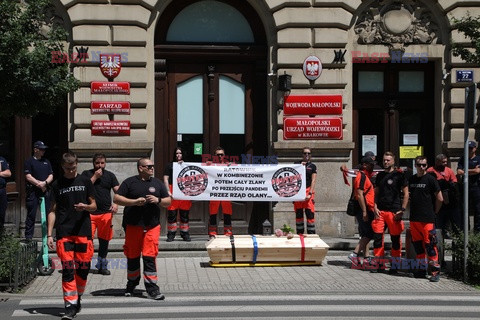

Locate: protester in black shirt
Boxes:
[371,151,408,273]
[114,157,171,300]
[408,156,442,282]
[82,153,119,275]
[47,152,96,320]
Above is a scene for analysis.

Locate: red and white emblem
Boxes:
[100,54,121,80]
[302,55,322,81]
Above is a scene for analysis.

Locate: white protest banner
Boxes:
[172,162,306,201]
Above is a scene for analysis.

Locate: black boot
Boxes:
[180,231,191,242]
[166,231,176,242]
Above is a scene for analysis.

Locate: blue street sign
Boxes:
[456,70,474,82]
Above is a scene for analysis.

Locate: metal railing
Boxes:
[0,240,38,291]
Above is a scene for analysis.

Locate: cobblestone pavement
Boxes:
[18,254,479,298]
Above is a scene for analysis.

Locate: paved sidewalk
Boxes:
[2,235,477,299]
[13,248,480,298]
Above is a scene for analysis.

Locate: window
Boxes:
[358,71,384,92]
[177,76,203,134]
[219,75,245,134]
[399,71,424,92]
[166,0,254,43]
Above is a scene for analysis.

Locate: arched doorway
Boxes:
[154,0,268,234]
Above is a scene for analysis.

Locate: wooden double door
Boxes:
[155,55,268,234]
[353,62,435,169]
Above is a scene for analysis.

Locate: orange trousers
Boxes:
[56,236,93,307]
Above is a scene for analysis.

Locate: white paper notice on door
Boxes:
[362,135,377,156]
[403,134,418,145]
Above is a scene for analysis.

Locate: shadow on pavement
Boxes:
[23,307,63,317]
[90,288,143,297]
[326,259,351,268]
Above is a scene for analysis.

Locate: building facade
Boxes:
[2,0,479,238]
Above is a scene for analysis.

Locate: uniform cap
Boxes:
[468,141,477,148]
[33,141,48,149]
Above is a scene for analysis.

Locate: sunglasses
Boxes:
[216,153,224,156]
[303,152,311,155]
[141,165,154,169]
[416,163,427,168]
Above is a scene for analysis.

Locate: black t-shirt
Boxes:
[81,169,119,214]
[375,170,407,211]
[24,156,53,191]
[408,174,440,223]
[295,161,317,188]
[164,162,174,185]
[51,174,96,239]
[457,154,480,186]
[118,176,169,227]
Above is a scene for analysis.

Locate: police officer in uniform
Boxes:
[24,141,53,239]
[0,155,11,230]
[457,140,480,232]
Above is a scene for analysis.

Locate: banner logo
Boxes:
[271,168,302,197]
[176,166,208,196]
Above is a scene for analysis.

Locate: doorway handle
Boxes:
[207,65,215,101]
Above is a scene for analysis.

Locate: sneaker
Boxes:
[166,232,176,242]
[98,268,111,276]
[125,284,135,297]
[348,252,360,268]
[180,231,191,242]
[61,306,77,320]
[430,272,440,282]
[348,252,357,260]
[147,289,165,300]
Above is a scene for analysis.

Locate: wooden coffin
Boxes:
[206,234,329,266]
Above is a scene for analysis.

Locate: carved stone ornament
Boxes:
[354,0,439,51]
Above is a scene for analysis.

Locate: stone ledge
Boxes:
[68,4,151,28]
[312,0,362,13]
[274,7,352,29]
[69,141,153,153]
[72,25,111,45]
